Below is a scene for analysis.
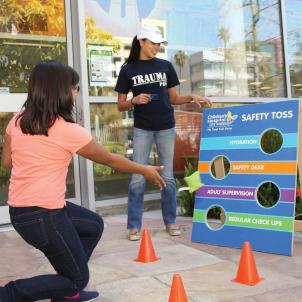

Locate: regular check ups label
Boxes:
[192,100,299,255]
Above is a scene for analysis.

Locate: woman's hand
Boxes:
[191,95,212,108]
[142,165,166,190]
[132,93,151,105]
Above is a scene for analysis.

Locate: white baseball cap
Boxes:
[137,25,168,45]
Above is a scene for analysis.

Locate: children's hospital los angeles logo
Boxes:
[206,111,238,132]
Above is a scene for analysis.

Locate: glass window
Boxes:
[0,113,13,206]
[0,0,67,93]
[0,1,75,204]
[90,104,157,200]
[84,0,285,98]
[84,0,286,200]
[285,0,302,97]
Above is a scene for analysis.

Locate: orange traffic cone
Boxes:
[134,229,159,263]
[168,274,188,302]
[232,241,263,286]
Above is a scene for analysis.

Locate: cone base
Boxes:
[134,257,160,263]
[232,277,264,286]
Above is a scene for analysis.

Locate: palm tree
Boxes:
[174,50,186,93]
[225,42,246,96]
[218,26,230,95]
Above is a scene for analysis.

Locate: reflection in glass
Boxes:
[84,0,285,98]
[86,19,122,97]
[90,104,158,200]
[90,106,206,200]
[84,0,286,201]
[66,161,75,199]
[285,0,302,97]
[174,111,202,173]
[189,0,285,97]
[0,113,13,206]
[0,0,67,93]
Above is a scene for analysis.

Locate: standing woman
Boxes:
[115,25,211,241]
[0,60,165,302]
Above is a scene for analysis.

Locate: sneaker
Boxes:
[166,224,181,236]
[51,290,99,302]
[128,229,140,241]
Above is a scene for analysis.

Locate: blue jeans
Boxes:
[0,202,103,302]
[127,127,177,230]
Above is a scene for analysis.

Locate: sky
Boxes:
[85,0,301,55]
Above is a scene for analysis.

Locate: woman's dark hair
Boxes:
[17,60,79,135]
[124,36,141,64]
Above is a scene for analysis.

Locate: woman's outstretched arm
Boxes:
[77,139,166,190]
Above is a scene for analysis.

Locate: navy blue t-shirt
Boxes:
[115,57,180,131]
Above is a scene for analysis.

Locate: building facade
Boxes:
[0,0,301,224]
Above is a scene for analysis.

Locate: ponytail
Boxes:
[125,36,141,64]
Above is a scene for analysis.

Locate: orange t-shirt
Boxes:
[6,115,92,209]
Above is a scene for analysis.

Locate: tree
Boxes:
[0,0,65,36]
[0,0,67,92]
[218,26,230,95]
[225,42,247,96]
[221,0,280,97]
[174,50,186,93]
[85,17,122,96]
[85,17,121,53]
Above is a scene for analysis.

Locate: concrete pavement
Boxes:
[1,210,302,301]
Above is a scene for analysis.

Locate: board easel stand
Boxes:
[294,99,302,232]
